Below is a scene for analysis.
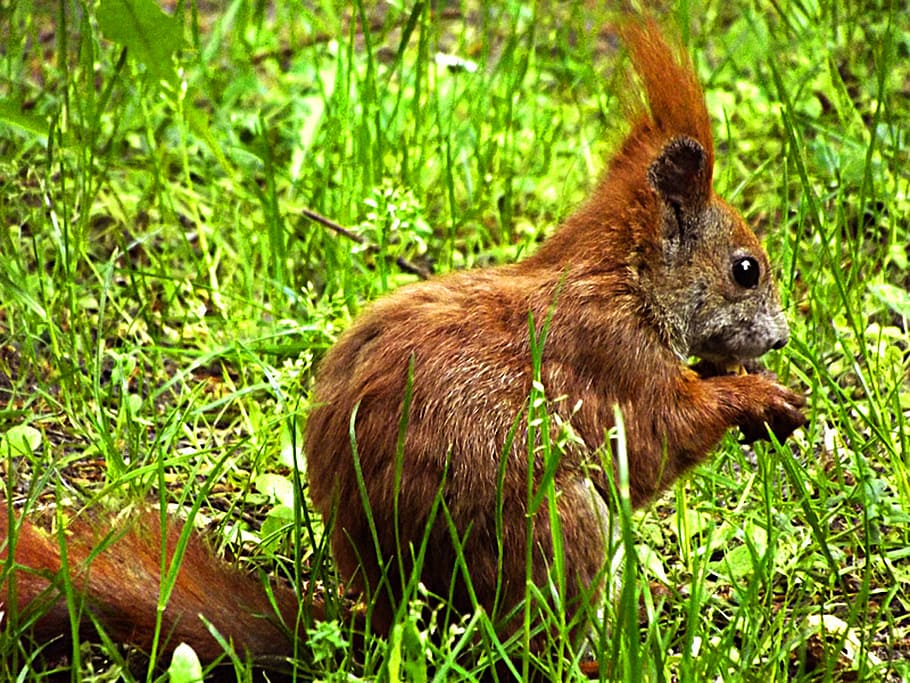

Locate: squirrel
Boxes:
[1,18,805,674]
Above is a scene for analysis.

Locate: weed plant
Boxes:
[0,1,908,681]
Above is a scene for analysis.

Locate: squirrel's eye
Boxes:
[732,256,760,288]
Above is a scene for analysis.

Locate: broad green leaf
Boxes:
[0,425,42,457]
[97,0,182,83]
[636,544,669,584]
[0,100,49,139]
[167,643,203,683]
[713,544,755,581]
[869,283,910,319]
[254,472,295,508]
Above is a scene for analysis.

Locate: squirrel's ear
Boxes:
[647,136,710,216]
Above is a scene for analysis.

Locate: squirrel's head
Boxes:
[642,135,790,363]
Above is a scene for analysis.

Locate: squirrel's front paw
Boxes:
[739,383,807,444]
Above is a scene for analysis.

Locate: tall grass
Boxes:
[1,0,908,681]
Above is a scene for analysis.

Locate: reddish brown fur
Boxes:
[0,18,805,669]
[304,18,805,642]
[1,502,315,662]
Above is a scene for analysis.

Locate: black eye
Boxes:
[732,256,760,288]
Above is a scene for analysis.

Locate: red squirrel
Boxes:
[1,19,805,671]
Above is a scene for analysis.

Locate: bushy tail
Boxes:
[1,500,319,665]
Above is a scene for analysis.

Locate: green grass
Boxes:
[1,0,909,680]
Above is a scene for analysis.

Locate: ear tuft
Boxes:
[647,136,710,210]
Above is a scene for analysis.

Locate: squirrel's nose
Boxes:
[771,333,789,350]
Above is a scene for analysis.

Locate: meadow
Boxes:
[1,1,908,680]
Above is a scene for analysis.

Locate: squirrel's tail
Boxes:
[0,499,321,664]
